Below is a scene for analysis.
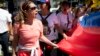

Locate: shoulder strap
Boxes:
[66,13,70,28]
[38,12,52,26]
[39,12,52,20]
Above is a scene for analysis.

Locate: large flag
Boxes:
[57,11,100,56]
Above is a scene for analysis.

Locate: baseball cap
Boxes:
[37,0,50,4]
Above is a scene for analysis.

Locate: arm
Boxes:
[12,23,19,56]
[55,24,68,39]
[39,20,58,48]
[8,22,13,35]
[8,22,14,41]
[12,34,19,56]
[39,31,58,48]
[54,13,68,39]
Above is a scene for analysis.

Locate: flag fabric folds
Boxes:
[57,25,100,56]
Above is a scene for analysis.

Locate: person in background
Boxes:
[56,1,75,56]
[12,1,58,56]
[0,6,12,56]
[36,0,67,56]
[57,1,74,37]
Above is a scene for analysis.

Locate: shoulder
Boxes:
[0,8,7,11]
[49,12,58,17]
[56,12,61,16]
[51,12,55,14]
[35,19,43,30]
[0,8,9,13]
[0,9,11,16]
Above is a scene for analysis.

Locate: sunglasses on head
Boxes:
[30,6,37,10]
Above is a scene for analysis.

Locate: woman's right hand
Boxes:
[52,43,59,49]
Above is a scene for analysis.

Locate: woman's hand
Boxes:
[62,33,68,40]
[52,43,59,49]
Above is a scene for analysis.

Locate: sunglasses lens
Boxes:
[30,7,37,10]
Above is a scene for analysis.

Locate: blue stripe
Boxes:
[80,11,100,27]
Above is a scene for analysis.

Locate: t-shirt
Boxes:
[14,19,43,48]
[37,12,59,41]
[57,12,74,31]
[0,8,12,33]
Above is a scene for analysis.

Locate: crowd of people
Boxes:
[0,0,100,56]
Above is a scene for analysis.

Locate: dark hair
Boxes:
[40,2,51,10]
[60,1,70,7]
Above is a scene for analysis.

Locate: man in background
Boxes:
[0,5,12,56]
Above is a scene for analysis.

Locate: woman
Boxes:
[12,1,58,56]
